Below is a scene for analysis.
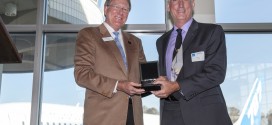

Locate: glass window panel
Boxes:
[134,33,161,125]
[41,33,162,125]
[46,0,165,24]
[266,79,272,92]
[0,0,37,24]
[0,34,35,125]
[127,0,165,24]
[41,33,84,125]
[215,0,272,23]
[267,92,272,104]
[222,33,272,124]
[47,0,103,24]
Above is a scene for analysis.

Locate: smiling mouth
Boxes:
[115,15,122,21]
[116,17,121,20]
[177,8,185,13]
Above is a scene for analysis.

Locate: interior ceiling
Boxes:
[0,0,37,14]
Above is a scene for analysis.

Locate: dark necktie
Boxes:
[113,32,128,70]
[173,29,182,60]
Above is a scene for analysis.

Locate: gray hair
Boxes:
[168,0,192,2]
[104,0,131,11]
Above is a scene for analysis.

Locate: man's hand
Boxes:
[152,76,180,98]
[117,81,145,96]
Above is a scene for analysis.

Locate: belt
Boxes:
[165,95,178,101]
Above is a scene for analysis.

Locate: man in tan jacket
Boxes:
[74,0,146,125]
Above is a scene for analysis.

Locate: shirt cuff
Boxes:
[180,90,184,95]
[113,81,118,93]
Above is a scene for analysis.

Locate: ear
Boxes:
[191,0,195,8]
[104,5,109,17]
[167,2,170,12]
[104,5,109,14]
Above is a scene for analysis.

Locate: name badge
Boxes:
[102,37,114,42]
[191,51,205,62]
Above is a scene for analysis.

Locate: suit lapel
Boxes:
[160,29,173,75]
[99,25,128,76]
[182,20,198,53]
[162,29,173,59]
[176,20,198,79]
[123,32,132,73]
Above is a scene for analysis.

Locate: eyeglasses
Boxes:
[108,5,130,13]
[170,0,190,3]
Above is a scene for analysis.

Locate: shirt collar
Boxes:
[103,22,121,38]
[173,18,193,33]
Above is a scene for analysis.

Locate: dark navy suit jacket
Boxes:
[156,19,232,125]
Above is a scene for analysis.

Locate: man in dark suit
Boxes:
[152,0,232,125]
[74,0,146,125]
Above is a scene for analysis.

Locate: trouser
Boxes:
[161,100,185,125]
[126,98,134,125]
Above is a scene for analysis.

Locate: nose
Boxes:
[178,0,184,6]
[115,8,125,14]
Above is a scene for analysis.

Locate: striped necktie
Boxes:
[173,29,182,60]
[113,32,128,70]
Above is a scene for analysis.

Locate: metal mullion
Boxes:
[0,64,2,96]
[42,24,166,33]
[6,25,36,32]
[165,0,170,31]
[124,24,166,33]
[220,23,272,32]
[43,24,93,33]
[30,0,46,125]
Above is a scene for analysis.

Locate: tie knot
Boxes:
[176,29,182,34]
[113,32,119,37]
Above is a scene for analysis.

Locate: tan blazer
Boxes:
[74,24,146,125]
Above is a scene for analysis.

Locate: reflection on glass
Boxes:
[41,33,84,125]
[47,0,103,24]
[222,34,272,125]
[0,34,35,125]
[134,33,272,125]
[127,0,165,24]
[40,33,162,125]
[2,32,272,125]
[215,0,272,23]
[44,34,76,71]
[0,0,37,24]
[3,34,36,73]
[46,0,165,24]
[135,34,161,125]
